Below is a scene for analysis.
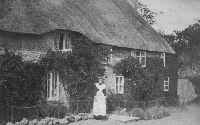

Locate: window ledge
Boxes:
[55,49,72,52]
[47,97,59,102]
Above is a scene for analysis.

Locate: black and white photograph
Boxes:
[0,0,200,124]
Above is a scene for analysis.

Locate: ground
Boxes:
[70,104,200,125]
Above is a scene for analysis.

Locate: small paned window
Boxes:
[115,75,124,94]
[57,32,72,52]
[131,50,147,67]
[164,77,170,92]
[47,72,60,101]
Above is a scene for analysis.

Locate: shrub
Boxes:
[36,103,69,119]
[144,106,170,120]
[107,94,126,113]
[0,51,45,107]
[10,103,69,122]
[111,107,129,116]
[7,113,93,125]
[128,108,145,119]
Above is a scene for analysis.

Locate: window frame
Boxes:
[164,77,170,92]
[103,48,113,64]
[131,50,147,67]
[47,71,60,101]
[115,75,124,94]
[58,32,72,52]
[160,52,166,67]
[107,48,113,63]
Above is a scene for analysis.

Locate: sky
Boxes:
[139,0,200,34]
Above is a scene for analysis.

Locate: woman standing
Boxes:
[93,78,107,119]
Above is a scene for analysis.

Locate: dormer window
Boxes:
[102,48,112,64]
[57,32,72,52]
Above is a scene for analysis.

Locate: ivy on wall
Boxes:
[0,50,45,106]
[0,33,108,106]
[113,56,172,103]
[40,34,107,100]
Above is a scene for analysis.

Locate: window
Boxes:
[164,77,170,92]
[58,32,72,52]
[107,48,113,63]
[47,72,60,101]
[115,75,124,94]
[103,48,113,64]
[131,50,146,67]
[160,52,166,67]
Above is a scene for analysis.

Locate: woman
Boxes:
[93,78,107,119]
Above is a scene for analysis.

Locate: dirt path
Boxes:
[70,105,200,125]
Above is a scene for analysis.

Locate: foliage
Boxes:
[137,2,157,25]
[163,21,200,54]
[106,94,126,113]
[0,0,13,19]
[10,103,69,122]
[36,103,69,119]
[40,34,106,100]
[7,112,94,125]
[0,51,45,106]
[163,21,200,78]
[128,108,145,119]
[114,56,167,103]
[190,76,200,95]
[144,106,170,120]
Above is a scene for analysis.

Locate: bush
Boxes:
[107,94,126,113]
[11,103,69,122]
[111,107,129,116]
[144,106,170,120]
[36,103,69,119]
[128,108,145,119]
[0,51,45,107]
[7,113,93,125]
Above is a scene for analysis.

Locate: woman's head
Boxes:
[98,77,104,84]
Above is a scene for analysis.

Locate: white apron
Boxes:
[93,83,106,116]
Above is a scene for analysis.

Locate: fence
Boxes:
[3,97,168,122]
[8,99,93,122]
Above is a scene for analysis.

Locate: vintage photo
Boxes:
[0,0,199,124]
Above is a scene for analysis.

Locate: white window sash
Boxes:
[161,52,166,67]
[108,48,113,63]
[47,72,60,101]
[58,32,72,52]
[115,75,124,94]
[63,33,66,50]
[131,50,136,57]
[140,51,146,67]
[164,77,170,92]
[131,50,146,67]
[47,73,51,98]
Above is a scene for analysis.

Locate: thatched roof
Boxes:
[0,0,175,54]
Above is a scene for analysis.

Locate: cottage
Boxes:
[0,0,177,109]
